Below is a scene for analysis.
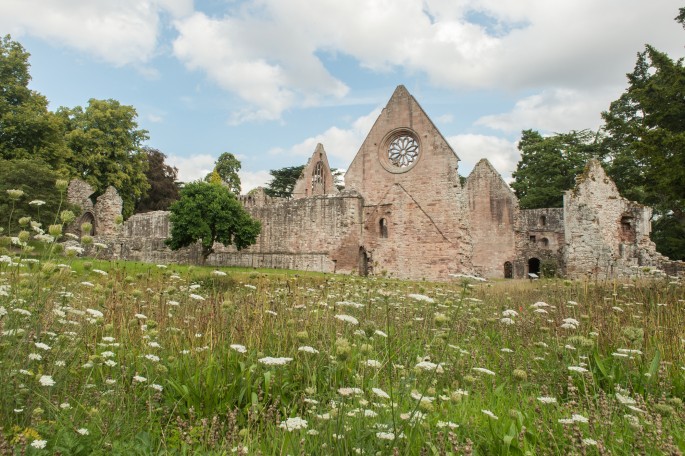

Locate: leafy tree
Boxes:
[58,99,150,218]
[166,181,261,264]
[511,129,604,208]
[135,147,180,213]
[264,165,304,198]
[0,35,70,171]
[205,152,241,194]
[0,159,75,235]
[601,40,685,258]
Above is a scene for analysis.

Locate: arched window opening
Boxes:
[539,215,547,226]
[379,218,388,238]
[312,161,325,187]
[503,261,513,279]
[540,237,549,248]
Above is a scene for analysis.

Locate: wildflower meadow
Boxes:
[1,193,684,454]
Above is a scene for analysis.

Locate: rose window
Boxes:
[388,135,419,168]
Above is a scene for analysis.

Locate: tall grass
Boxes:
[0,197,683,454]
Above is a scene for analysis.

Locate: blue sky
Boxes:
[2,0,683,191]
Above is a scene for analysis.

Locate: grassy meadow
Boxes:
[0,243,684,454]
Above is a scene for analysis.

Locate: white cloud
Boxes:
[475,88,615,134]
[170,0,682,122]
[167,153,215,183]
[447,134,519,180]
[172,11,349,123]
[269,108,381,167]
[239,170,272,193]
[0,0,193,66]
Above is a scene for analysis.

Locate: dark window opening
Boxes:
[379,218,388,238]
[540,237,549,248]
[540,215,547,226]
[529,235,536,243]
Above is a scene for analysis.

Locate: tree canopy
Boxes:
[135,147,180,213]
[264,165,304,198]
[511,129,604,209]
[0,35,70,171]
[58,98,150,218]
[166,181,261,264]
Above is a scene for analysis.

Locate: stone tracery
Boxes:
[388,135,419,168]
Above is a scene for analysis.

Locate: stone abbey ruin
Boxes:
[68,85,681,281]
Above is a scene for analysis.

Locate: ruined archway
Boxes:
[528,257,541,276]
[78,211,96,236]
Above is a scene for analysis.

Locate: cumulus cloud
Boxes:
[170,0,681,121]
[447,134,519,180]
[268,108,381,166]
[167,153,215,183]
[0,0,193,66]
[239,170,272,193]
[475,88,615,134]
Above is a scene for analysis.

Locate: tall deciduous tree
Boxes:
[166,181,261,264]
[264,165,305,198]
[58,99,150,218]
[205,152,241,194]
[600,10,685,260]
[511,129,604,209]
[0,35,70,171]
[135,147,180,213]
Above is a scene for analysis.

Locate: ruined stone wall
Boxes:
[465,159,517,278]
[563,160,660,278]
[95,187,122,235]
[345,85,472,279]
[292,144,337,199]
[515,208,565,278]
[101,194,363,274]
[228,193,362,273]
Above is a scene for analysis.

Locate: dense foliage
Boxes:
[205,152,242,195]
[264,165,305,198]
[166,181,261,263]
[511,130,603,209]
[135,147,180,213]
[0,159,75,235]
[0,35,70,171]
[58,99,150,218]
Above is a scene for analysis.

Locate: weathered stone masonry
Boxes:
[74,85,683,280]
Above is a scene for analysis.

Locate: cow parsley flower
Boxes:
[279,417,308,431]
[481,409,498,420]
[258,356,293,366]
[230,344,247,353]
[372,388,390,399]
[298,346,319,354]
[39,375,56,386]
[334,314,359,325]
[31,440,47,449]
[472,367,496,376]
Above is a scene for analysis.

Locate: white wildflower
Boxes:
[279,417,308,431]
[334,314,359,325]
[298,346,319,354]
[258,356,293,366]
[39,375,55,386]
[481,409,498,420]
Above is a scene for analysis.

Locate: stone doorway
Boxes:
[503,261,513,279]
[528,257,541,276]
[358,247,370,276]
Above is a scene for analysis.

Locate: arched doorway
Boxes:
[79,211,96,236]
[528,257,541,276]
[503,261,513,279]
